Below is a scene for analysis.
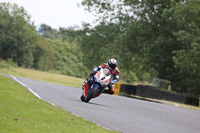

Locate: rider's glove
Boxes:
[110,81,115,85]
[90,71,96,76]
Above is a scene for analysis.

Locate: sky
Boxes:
[1,0,96,29]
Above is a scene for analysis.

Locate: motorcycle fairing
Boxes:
[84,83,90,98]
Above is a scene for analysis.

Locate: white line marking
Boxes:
[10,75,56,106]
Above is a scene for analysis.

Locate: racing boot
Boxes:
[103,83,115,95]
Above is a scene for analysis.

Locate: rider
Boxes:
[84,58,120,95]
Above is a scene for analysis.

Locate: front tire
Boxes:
[85,86,98,103]
[80,95,85,102]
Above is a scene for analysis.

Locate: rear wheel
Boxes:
[85,86,98,103]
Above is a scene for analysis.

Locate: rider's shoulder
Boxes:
[101,63,108,68]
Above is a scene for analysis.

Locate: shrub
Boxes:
[0,59,18,68]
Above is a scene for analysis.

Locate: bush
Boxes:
[0,59,18,68]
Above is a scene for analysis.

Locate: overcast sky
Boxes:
[1,0,95,29]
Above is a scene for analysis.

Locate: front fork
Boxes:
[90,84,106,98]
[82,76,104,98]
[82,76,94,89]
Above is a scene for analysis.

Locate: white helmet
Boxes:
[108,58,117,70]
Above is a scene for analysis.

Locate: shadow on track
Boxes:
[86,101,110,107]
[71,99,110,107]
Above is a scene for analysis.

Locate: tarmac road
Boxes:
[11,76,200,133]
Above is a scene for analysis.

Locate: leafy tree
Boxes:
[33,37,54,71]
[81,0,200,96]
[50,39,90,78]
[0,3,35,67]
[0,3,54,70]
[169,0,200,95]
[59,25,81,42]
[80,22,122,68]
[38,24,62,39]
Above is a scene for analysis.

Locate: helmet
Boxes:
[108,58,117,70]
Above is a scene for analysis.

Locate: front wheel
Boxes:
[80,95,85,102]
[85,86,98,103]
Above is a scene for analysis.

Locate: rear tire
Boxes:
[85,86,98,103]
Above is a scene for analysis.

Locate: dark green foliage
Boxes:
[40,25,90,78]
[170,0,200,95]
[1,1,200,97]
[49,39,90,78]
[81,0,200,96]
[80,22,122,68]
[0,3,34,67]
[59,26,81,42]
[0,3,54,70]
[33,37,54,70]
[0,2,90,79]
[39,24,62,39]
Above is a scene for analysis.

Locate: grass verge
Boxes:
[0,67,84,88]
[0,75,117,133]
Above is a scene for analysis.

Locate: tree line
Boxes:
[0,1,200,97]
[0,3,89,78]
[80,0,200,97]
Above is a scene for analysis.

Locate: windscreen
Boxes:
[103,68,111,76]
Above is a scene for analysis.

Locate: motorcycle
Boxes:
[81,68,112,102]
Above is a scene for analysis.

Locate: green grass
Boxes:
[0,75,117,133]
[0,67,84,88]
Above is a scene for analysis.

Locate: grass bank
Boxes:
[0,75,117,133]
[0,67,84,88]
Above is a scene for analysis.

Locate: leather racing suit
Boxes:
[88,63,120,94]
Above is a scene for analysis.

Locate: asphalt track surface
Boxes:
[8,75,200,133]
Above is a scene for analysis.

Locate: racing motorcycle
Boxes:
[81,68,112,102]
